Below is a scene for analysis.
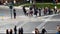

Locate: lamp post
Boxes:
[9,1,13,19]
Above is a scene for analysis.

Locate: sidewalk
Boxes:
[0,5,29,9]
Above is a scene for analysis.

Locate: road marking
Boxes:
[46,30,57,33]
[0,16,10,19]
[48,19,60,21]
[32,14,57,33]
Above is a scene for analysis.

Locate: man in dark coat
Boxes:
[21,27,23,34]
[48,7,51,15]
[18,28,21,34]
[41,27,47,34]
[10,29,13,34]
[14,26,17,34]
[23,6,27,16]
[34,8,38,16]
[6,29,9,34]
[13,9,16,19]
[39,8,41,16]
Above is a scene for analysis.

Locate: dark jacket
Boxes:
[41,29,47,34]
[14,26,17,32]
[23,6,26,13]
[10,29,13,34]
[18,28,21,34]
[21,27,23,34]
[6,29,9,34]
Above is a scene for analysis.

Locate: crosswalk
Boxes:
[0,13,59,33]
[0,15,50,33]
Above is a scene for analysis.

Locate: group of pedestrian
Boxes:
[6,26,23,34]
[6,29,13,34]
[34,27,47,34]
[23,6,60,17]
[34,25,60,34]
[6,25,60,34]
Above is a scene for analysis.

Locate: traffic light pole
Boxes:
[9,1,13,19]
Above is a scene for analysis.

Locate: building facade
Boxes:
[0,0,20,3]
[0,0,60,4]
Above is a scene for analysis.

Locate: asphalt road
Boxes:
[0,6,60,34]
[0,7,24,17]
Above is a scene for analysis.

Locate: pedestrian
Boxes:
[54,6,57,14]
[39,8,41,16]
[34,8,38,16]
[0,1,2,5]
[56,25,60,34]
[41,8,44,16]
[41,27,47,34]
[14,26,17,34]
[30,6,33,10]
[48,7,51,15]
[57,25,60,32]
[35,28,40,34]
[29,9,33,16]
[10,29,13,34]
[6,29,9,34]
[44,7,48,15]
[26,10,29,16]
[50,9,53,15]
[18,28,21,34]
[13,9,16,19]
[23,6,27,16]
[21,27,23,34]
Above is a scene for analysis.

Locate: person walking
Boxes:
[35,28,40,34]
[56,25,60,34]
[6,29,9,34]
[13,9,16,19]
[23,6,27,16]
[21,27,23,34]
[48,7,51,15]
[41,27,47,34]
[39,8,41,16]
[34,8,38,16]
[10,29,13,34]
[18,28,21,34]
[29,9,33,16]
[54,6,57,14]
[14,26,17,34]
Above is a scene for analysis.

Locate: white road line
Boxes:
[47,30,57,33]
[17,17,31,28]
[48,19,60,21]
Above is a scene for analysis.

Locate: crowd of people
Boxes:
[23,5,60,17]
[6,25,60,34]
[10,5,60,19]
[6,26,23,34]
